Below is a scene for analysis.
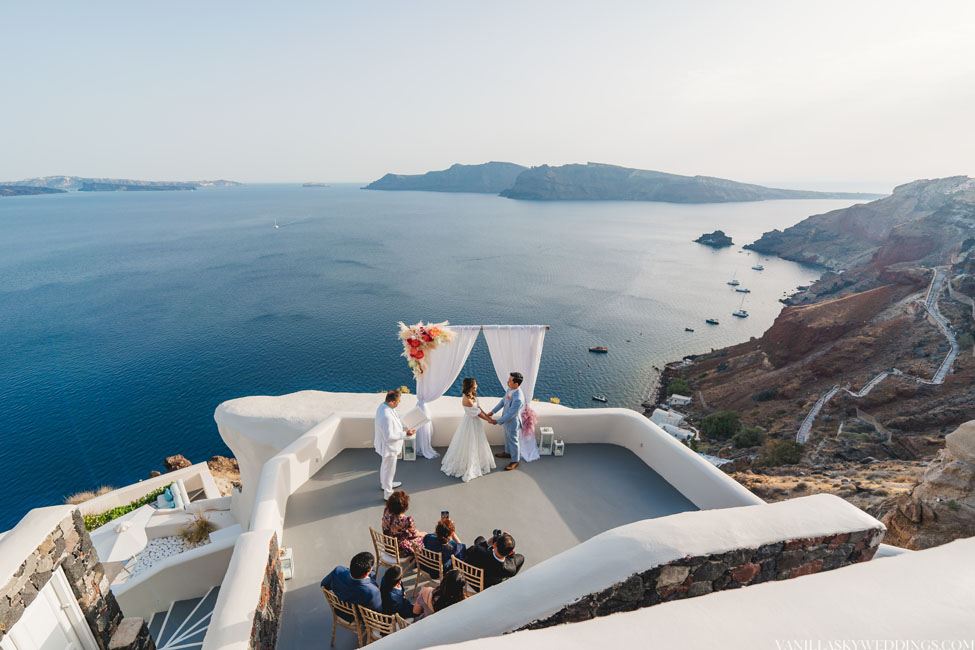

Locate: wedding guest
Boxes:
[382,490,426,556]
[320,552,381,619]
[464,531,524,588]
[422,518,466,573]
[413,569,468,619]
[379,565,414,619]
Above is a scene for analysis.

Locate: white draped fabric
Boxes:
[414,326,480,459]
[482,325,547,462]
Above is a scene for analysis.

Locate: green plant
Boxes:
[180,512,217,546]
[756,440,804,467]
[665,378,691,397]
[83,484,172,531]
[752,388,779,402]
[700,410,741,440]
[946,500,961,512]
[731,425,766,449]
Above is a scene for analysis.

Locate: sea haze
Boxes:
[0,185,860,528]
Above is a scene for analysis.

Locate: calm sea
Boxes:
[0,184,858,529]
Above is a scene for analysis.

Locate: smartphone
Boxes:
[441,510,449,520]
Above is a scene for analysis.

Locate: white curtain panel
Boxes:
[481,325,546,403]
[414,325,480,459]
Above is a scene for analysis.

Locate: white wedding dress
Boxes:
[441,398,496,482]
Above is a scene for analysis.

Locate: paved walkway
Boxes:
[276,444,697,650]
[796,267,960,443]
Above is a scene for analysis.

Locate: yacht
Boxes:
[751,264,764,271]
[592,395,608,403]
[706,318,719,325]
[735,288,751,293]
[727,271,740,286]
[733,295,749,317]
[588,346,609,353]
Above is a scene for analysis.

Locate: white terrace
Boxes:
[5,391,973,650]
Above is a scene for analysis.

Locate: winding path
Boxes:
[795,267,960,444]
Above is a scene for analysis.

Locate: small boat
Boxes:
[752,264,764,271]
[684,327,695,332]
[727,270,740,286]
[273,220,280,229]
[706,318,719,325]
[589,346,609,353]
[735,288,751,293]
[592,395,608,403]
[733,294,748,317]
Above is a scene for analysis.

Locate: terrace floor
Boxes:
[276,443,697,650]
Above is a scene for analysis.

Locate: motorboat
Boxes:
[592,395,608,403]
[684,327,695,332]
[752,264,764,271]
[732,309,749,318]
[727,271,740,286]
[735,288,751,293]
[588,346,609,353]
[705,318,719,325]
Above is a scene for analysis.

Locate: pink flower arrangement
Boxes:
[397,321,454,377]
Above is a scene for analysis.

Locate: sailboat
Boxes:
[274,219,280,229]
[732,294,749,318]
[727,270,740,286]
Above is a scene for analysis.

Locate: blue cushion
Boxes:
[164,488,174,502]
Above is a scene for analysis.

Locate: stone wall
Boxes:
[521,526,885,630]
[249,533,284,650]
[108,618,156,650]
[0,508,140,649]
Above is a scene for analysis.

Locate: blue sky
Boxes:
[2,1,973,190]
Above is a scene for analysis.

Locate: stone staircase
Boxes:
[147,586,220,650]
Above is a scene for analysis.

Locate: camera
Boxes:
[441,510,449,520]
[493,528,502,540]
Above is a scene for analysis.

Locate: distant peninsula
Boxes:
[363,162,527,194]
[500,163,886,203]
[4,176,242,192]
[694,230,734,248]
[0,185,67,197]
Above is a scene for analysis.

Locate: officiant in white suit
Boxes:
[375,389,416,499]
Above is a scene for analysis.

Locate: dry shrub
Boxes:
[180,512,217,546]
[64,491,96,505]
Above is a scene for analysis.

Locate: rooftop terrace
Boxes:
[276,443,696,650]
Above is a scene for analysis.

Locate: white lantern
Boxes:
[402,436,417,461]
[553,439,565,456]
[539,427,555,455]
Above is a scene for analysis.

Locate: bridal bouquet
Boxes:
[397,321,454,377]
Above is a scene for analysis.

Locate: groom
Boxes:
[489,372,525,471]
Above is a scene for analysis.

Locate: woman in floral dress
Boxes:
[381,490,426,556]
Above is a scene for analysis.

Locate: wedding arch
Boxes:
[397,323,548,459]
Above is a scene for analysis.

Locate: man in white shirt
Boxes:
[374,389,416,500]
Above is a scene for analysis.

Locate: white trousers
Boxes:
[380,453,398,499]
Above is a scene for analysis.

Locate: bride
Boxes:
[441,378,496,482]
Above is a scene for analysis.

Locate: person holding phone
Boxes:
[422,517,466,573]
[463,530,524,588]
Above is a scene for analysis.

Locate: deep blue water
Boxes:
[0,185,859,529]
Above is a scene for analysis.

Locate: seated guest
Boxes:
[422,518,466,574]
[379,565,414,619]
[413,569,467,620]
[382,490,426,556]
[464,531,524,589]
[320,551,381,619]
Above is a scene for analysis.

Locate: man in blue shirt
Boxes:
[321,552,382,620]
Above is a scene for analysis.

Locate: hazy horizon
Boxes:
[3,1,973,190]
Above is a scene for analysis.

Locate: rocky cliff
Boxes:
[882,421,975,549]
[660,175,975,549]
[746,176,975,270]
[500,162,883,203]
[363,162,527,193]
